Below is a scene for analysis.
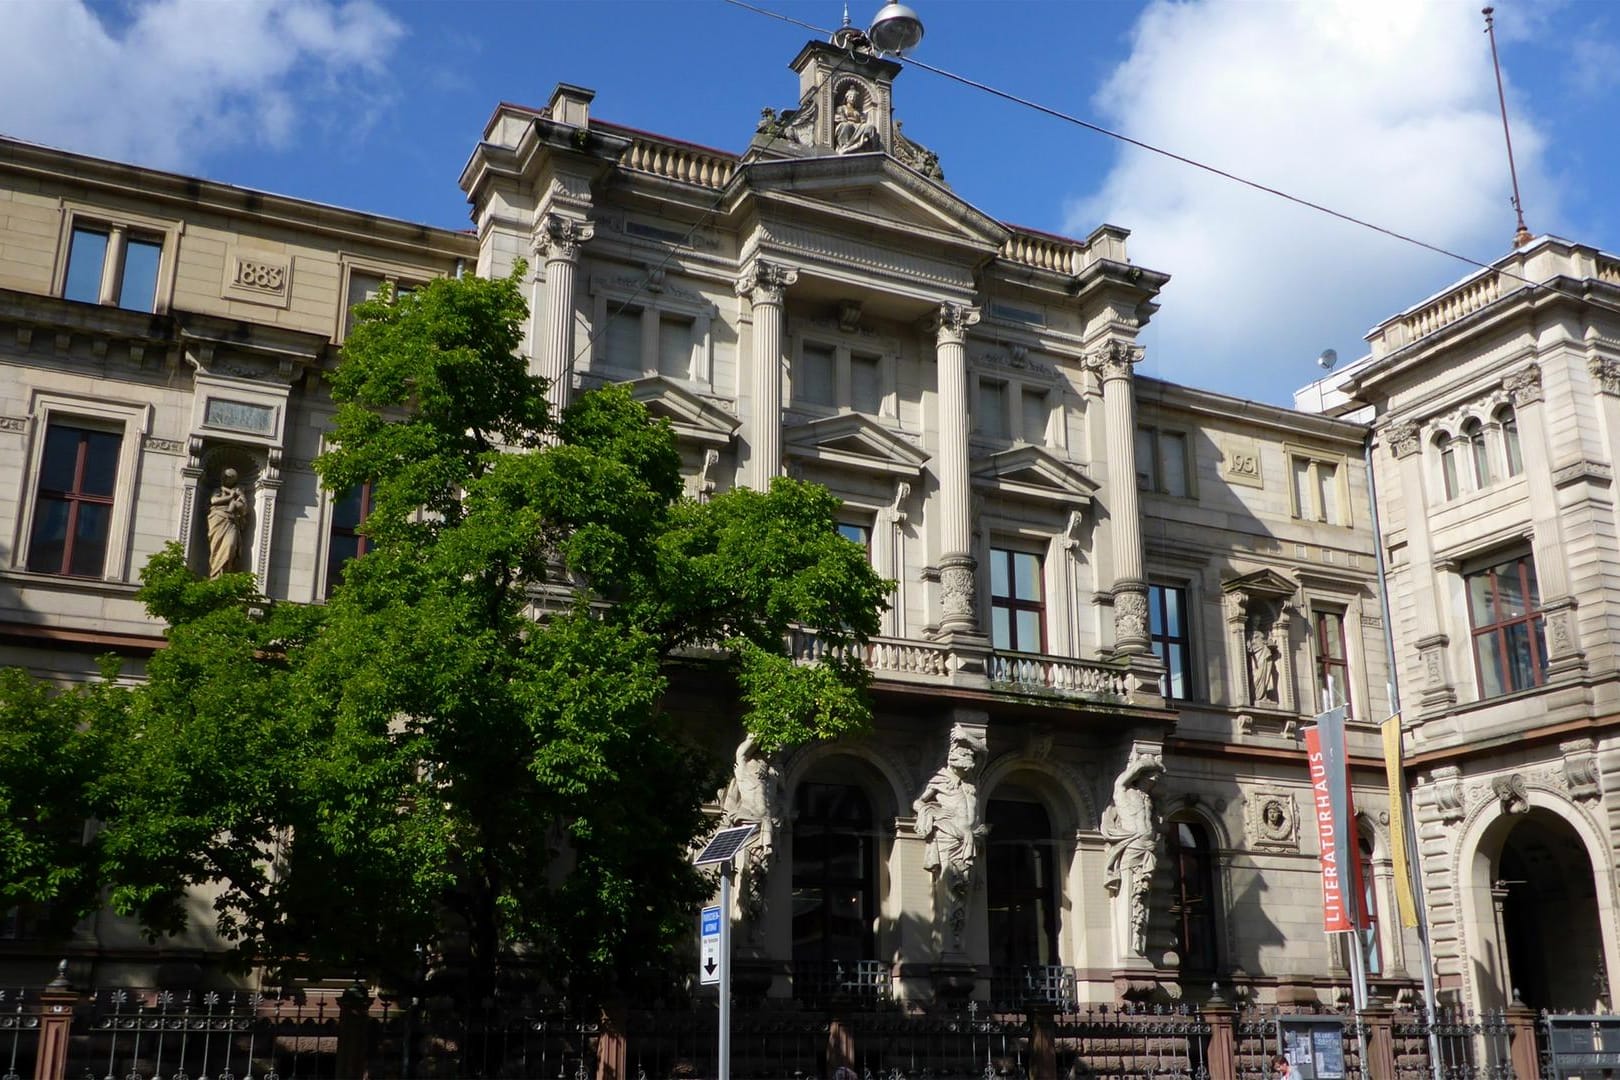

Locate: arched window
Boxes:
[792,781,876,982]
[987,793,1059,978]
[1167,817,1219,974]
[1498,406,1523,477]
[1437,435,1459,500]
[1464,419,1493,488]
[1358,830,1381,977]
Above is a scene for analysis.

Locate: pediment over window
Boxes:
[970,445,1095,508]
[625,375,739,448]
[784,412,929,479]
[1221,569,1298,605]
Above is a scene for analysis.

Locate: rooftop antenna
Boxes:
[1482,7,1532,249]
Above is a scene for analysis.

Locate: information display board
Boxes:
[1275,1017,1347,1080]
[1545,1015,1620,1078]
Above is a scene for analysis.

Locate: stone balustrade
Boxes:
[1000,229,1084,276]
[620,136,735,190]
[987,650,1129,698]
[1400,272,1501,341]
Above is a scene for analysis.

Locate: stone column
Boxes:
[535,213,594,421]
[736,261,798,490]
[1508,364,1585,676]
[1087,341,1149,653]
[1383,420,1457,710]
[930,302,981,635]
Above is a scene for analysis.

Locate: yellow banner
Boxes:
[1382,714,1420,929]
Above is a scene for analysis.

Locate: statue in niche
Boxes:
[914,724,988,948]
[718,733,784,928]
[1101,747,1163,957]
[1247,617,1280,705]
[206,467,249,579]
[833,86,880,154]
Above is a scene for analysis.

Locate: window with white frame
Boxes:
[1136,426,1190,497]
[592,283,716,386]
[16,397,147,582]
[1312,607,1352,715]
[976,376,1053,447]
[57,209,175,313]
[1148,583,1193,699]
[1463,418,1493,488]
[1288,450,1345,524]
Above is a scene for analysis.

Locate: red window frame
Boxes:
[26,424,119,577]
[1313,609,1352,716]
[1466,554,1547,697]
[324,482,374,595]
[989,547,1045,653]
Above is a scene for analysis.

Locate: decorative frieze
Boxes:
[1384,420,1421,459]
[0,415,26,434]
[1490,772,1530,815]
[141,436,185,454]
[1560,738,1602,802]
[1426,765,1467,824]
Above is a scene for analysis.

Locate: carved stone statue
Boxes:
[1101,748,1163,957]
[1247,627,1279,704]
[833,86,880,154]
[718,733,784,928]
[206,467,248,579]
[914,724,988,949]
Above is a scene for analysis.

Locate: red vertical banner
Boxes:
[1305,725,1368,933]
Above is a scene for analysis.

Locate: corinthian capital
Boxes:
[536,214,595,262]
[735,260,799,305]
[1085,339,1145,382]
[1592,356,1620,397]
[927,302,981,345]
[1384,420,1421,459]
[1503,364,1543,406]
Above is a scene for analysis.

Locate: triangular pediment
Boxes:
[1222,568,1298,601]
[784,413,929,478]
[737,155,1009,254]
[625,376,739,447]
[970,445,1096,507]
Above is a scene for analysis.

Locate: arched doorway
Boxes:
[1477,806,1613,1016]
[1493,809,1606,1011]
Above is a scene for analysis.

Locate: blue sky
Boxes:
[4,0,1618,406]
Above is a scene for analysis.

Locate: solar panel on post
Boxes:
[694,823,757,866]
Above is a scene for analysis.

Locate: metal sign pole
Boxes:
[719,859,732,1080]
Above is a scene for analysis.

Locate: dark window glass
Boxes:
[851,353,882,414]
[117,237,163,312]
[792,781,876,976]
[63,227,108,303]
[987,798,1058,972]
[1439,437,1459,500]
[27,424,120,577]
[1500,410,1522,477]
[325,483,373,595]
[1149,584,1192,699]
[989,547,1044,652]
[1167,818,1219,974]
[1467,554,1546,697]
[1465,419,1493,487]
[800,343,836,407]
[1359,833,1381,976]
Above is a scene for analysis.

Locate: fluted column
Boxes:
[736,261,798,489]
[931,302,981,634]
[535,214,594,422]
[1089,341,1149,654]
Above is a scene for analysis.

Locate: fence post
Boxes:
[31,962,77,1080]
[1027,1003,1057,1080]
[1361,1002,1396,1080]
[1504,1002,1540,1080]
[827,1016,855,1078]
[336,981,372,1080]
[596,1005,628,1080]
[1202,992,1237,1080]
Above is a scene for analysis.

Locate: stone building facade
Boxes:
[1306,238,1620,1017]
[1,35,1432,1007]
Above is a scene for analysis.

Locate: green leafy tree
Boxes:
[1,266,889,1002]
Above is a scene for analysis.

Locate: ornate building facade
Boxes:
[1,31,1504,1012]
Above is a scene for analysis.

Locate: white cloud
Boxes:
[1066,0,1555,405]
[0,0,404,172]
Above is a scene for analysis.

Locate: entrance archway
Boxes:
[1470,806,1608,1012]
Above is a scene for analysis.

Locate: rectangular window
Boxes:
[836,521,871,552]
[325,483,373,596]
[1020,388,1049,445]
[27,423,122,577]
[799,342,837,407]
[979,381,1008,439]
[1466,554,1547,697]
[1148,584,1193,699]
[604,306,644,371]
[850,352,883,415]
[1313,609,1352,715]
[1136,426,1189,496]
[657,315,693,378]
[989,547,1044,652]
[62,225,162,312]
[1291,454,1342,523]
